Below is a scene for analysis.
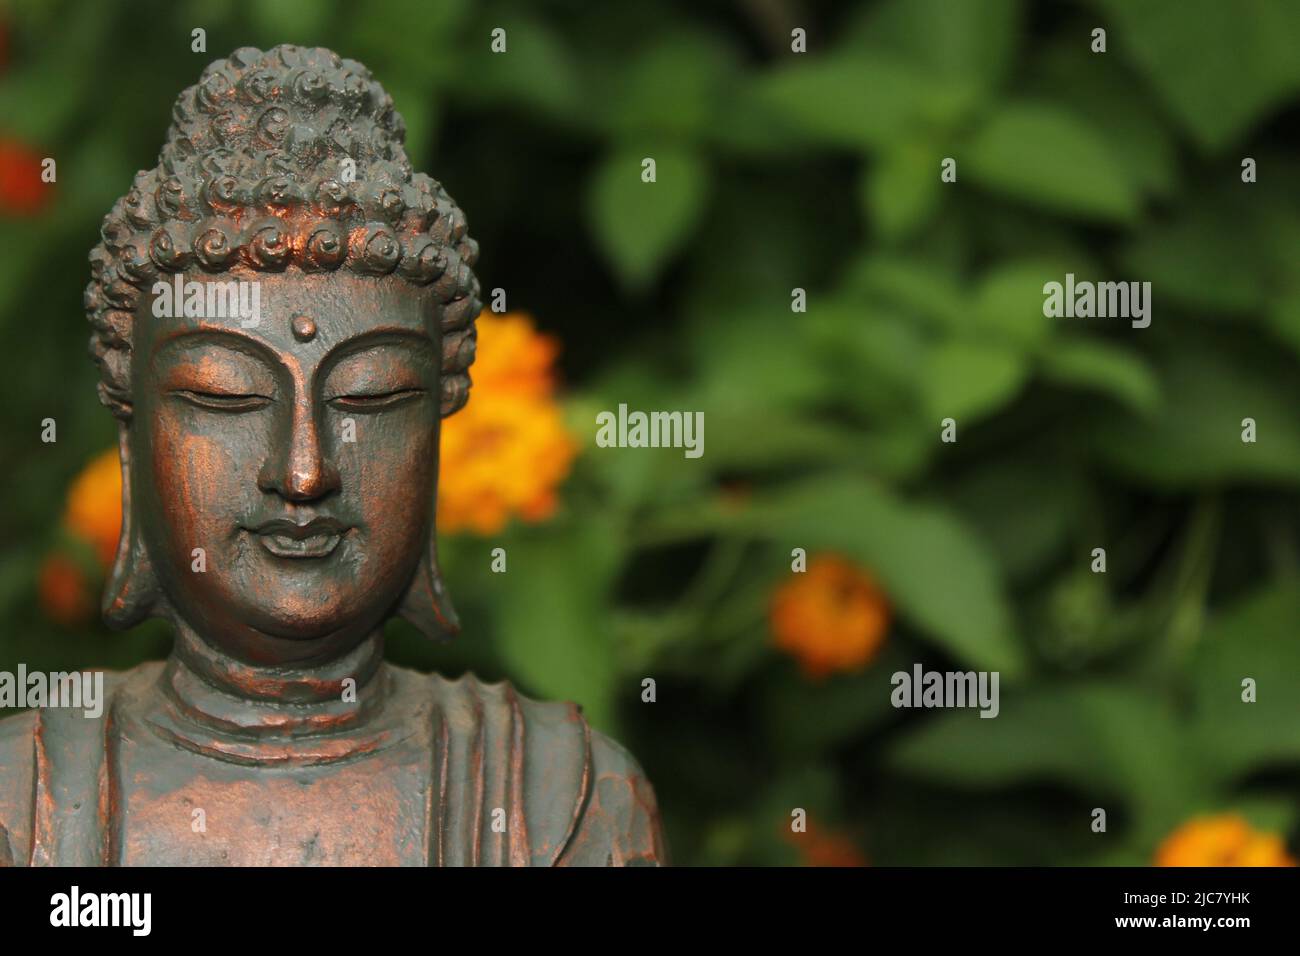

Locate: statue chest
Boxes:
[110,730,436,866]
[19,666,601,866]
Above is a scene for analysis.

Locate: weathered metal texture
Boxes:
[0,45,666,866]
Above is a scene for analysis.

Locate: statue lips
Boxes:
[250,517,349,560]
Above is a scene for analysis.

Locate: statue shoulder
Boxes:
[501,684,669,866]
[0,709,38,865]
[422,671,667,866]
[558,725,669,867]
[0,666,150,867]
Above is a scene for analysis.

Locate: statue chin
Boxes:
[155,580,387,665]
[164,576,380,649]
[136,521,415,658]
[242,614,375,647]
[221,587,386,643]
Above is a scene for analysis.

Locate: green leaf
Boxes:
[1039,40,1179,201]
[888,682,1205,828]
[859,144,943,242]
[707,81,810,158]
[965,103,1139,221]
[924,340,1029,423]
[0,1,114,141]
[841,254,967,330]
[602,28,739,139]
[754,56,953,152]
[346,0,469,88]
[1095,0,1300,151]
[691,306,826,412]
[1230,796,1300,839]
[587,145,710,291]
[454,15,580,118]
[1190,583,1300,783]
[972,259,1066,350]
[947,460,1084,582]
[250,0,334,42]
[1039,338,1161,415]
[687,406,864,474]
[382,85,438,168]
[1087,334,1300,486]
[806,299,929,413]
[1267,292,1300,360]
[843,0,1021,97]
[763,644,909,756]
[1122,198,1269,314]
[490,520,621,733]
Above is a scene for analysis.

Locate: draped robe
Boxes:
[0,655,666,867]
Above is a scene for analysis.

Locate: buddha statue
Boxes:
[0,45,666,866]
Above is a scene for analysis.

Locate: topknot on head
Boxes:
[86,45,482,421]
[158,45,412,217]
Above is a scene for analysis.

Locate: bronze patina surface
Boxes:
[0,45,666,866]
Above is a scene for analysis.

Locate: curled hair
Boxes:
[86,45,481,420]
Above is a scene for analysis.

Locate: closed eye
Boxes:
[327,388,427,412]
[170,389,272,412]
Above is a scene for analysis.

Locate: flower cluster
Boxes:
[437,312,579,535]
[39,448,121,625]
[0,138,49,216]
[1156,813,1296,867]
[770,554,891,679]
[783,816,868,867]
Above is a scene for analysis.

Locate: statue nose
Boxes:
[258,406,341,501]
[283,455,341,500]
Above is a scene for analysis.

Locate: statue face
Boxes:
[130,267,441,663]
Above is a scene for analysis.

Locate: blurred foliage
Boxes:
[2,0,1300,866]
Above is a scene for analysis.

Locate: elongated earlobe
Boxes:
[103,427,164,629]
[397,526,460,641]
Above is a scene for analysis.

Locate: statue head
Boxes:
[84,45,480,665]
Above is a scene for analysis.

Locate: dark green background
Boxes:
[2,0,1299,865]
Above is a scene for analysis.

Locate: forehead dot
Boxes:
[291,315,317,342]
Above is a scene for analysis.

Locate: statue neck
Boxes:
[157,624,390,747]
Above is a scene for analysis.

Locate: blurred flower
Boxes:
[783,817,868,867]
[465,310,561,399]
[1155,814,1296,867]
[0,137,51,215]
[38,553,93,627]
[438,312,579,535]
[770,554,890,679]
[63,448,122,568]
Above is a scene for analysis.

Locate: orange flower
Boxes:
[438,312,578,535]
[38,553,93,626]
[63,448,122,568]
[770,554,890,680]
[466,310,560,399]
[0,138,51,215]
[783,817,868,867]
[1155,814,1296,867]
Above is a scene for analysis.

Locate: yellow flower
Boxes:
[1155,814,1296,867]
[438,312,578,535]
[466,310,560,399]
[770,554,890,680]
[63,447,122,568]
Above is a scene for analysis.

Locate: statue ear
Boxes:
[397,523,460,641]
[103,425,165,629]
